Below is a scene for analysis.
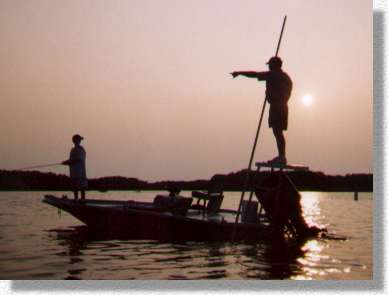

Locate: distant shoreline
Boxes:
[0,169,373,192]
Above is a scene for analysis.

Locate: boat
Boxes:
[42,162,323,243]
[42,194,270,243]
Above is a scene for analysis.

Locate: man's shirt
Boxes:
[69,145,87,179]
[256,69,292,105]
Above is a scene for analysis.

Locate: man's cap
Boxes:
[72,134,84,141]
[266,56,283,67]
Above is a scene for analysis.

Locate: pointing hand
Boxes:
[230,72,239,78]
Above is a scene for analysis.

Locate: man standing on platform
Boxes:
[62,134,88,200]
[231,56,293,165]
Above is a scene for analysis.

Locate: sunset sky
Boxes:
[0,0,372,181]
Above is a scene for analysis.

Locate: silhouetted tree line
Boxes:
[0,169,372,192]
[88,176,147,191]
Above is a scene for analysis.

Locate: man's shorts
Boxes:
[71,178,88,190]
[269,104,288,131]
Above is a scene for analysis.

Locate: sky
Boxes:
[0,0,372,181]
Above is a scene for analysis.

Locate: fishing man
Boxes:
[62,134,88,200]
[231,56,293,165]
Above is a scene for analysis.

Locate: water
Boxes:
[0,191,372,280]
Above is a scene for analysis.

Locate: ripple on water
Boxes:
[0,191,373,279]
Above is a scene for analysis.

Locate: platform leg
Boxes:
[243,167,261,222]
[271,169,284,238]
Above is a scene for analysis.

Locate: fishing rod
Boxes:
[232,15,288,241]
[16,162,63,171]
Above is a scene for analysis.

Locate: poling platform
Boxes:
[249,161,324,240]
[255,162,309,171]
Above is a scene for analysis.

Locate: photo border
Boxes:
[0,2,383,294]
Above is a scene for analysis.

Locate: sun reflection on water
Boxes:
[293,238,328,280]
[300,192,322,228]
[291,192,334,280]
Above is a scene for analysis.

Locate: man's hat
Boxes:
[266,56,283,67]
[72,134,84,141]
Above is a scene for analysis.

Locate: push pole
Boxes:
[232,16,287,241]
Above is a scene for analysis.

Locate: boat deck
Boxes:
[185,209,235,223]
[45,195,268,225]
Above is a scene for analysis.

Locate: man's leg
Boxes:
[73,190,79,200]
[272,127,286,159]
[80,190,86,200]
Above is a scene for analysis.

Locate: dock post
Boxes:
[354,191,359,201]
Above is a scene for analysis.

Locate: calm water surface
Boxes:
[0,191,372,280]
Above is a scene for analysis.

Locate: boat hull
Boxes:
[43,195,269,243]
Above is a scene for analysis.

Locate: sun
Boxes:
[302,94,313,106]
